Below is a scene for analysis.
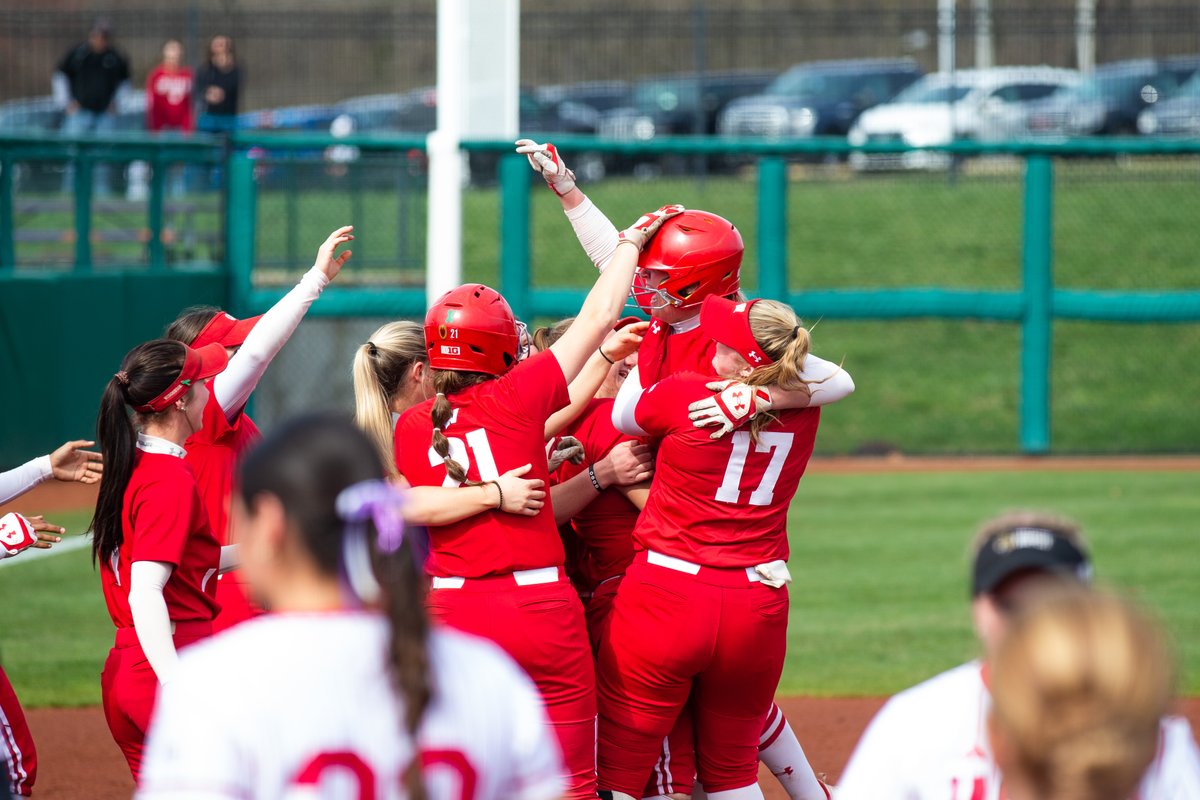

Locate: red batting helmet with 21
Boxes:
[424,284,520,376]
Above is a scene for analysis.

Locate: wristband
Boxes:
[588,464,605,493]
[598,346,615,365]
[486,480,504,510]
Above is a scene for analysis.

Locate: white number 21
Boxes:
[428,427,500,487]
[714,431,794,506]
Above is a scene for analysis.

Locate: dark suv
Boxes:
[1023,56,1200,137]
[717,59,923,141]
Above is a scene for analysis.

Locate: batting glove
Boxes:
[546,435,586,473]
[515,139,577,197]
[618,204,685,251]
[0,513,40,558]
[688,381,774,439]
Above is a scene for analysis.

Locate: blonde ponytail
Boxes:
[352,321,425,478]
[739,300,814,441]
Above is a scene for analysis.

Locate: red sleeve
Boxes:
[186,389,241,447]
[129,469,197,567]
[504,350,571,425]
[577,399,634,463]
[634,376,701,438]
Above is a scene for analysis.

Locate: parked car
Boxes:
[848,66,1081,170]
[718,58,922,141]
[534,80,631,135]
[1023,57,1200,137]
[1138,70,1200,136]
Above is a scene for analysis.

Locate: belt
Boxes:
[430,565,563,590]
[645,550,792,588]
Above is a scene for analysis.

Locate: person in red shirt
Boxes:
[599,296,834,799]
[394,204,679,800]
[145,40,193,133]
[90,337,234,780]
[165,225,353,632]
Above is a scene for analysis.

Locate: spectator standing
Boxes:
[53,18,131,196]
[145,39,193,197]
[195,36,241,132]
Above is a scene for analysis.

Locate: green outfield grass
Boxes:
[2,470,1196,708]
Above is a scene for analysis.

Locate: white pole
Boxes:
[426,0,467,307]
[1076,0,1097,74]
[938,0,957,74]
[973,0,993,70]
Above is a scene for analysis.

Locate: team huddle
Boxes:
[2,140,1198,800]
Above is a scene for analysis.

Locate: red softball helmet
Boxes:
[631,209,744,312]
[424,284,519,376]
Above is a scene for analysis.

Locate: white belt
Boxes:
[431,566,561,590]
[646,550,792,587]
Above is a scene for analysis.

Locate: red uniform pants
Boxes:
[100,621,211,782]
[0,666,36,797]
[597,551,789,795]
[426,567,597,800]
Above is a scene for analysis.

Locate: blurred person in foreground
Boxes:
[837,510,1200,799]
[990,584,1176,800]
[53,17,131,195]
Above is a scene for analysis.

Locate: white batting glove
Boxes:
[687,381,774,439]
[0,513,39,558]
[617,204,685,251]
[515,139,577,197]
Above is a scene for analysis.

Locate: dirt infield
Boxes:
[26,697,1200,798]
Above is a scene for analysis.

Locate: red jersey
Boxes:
[394,350,571,579]
[637,317,717,387]
[559,398,640,589]
[146,66,194,131]
[184,390,261,547]
[101,451,221,628]
[633,374,820,567]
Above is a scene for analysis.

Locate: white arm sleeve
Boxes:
[212,267,330,421]
[0,455,52,505]
[51,72,71,109]
[128,561,180,685]
[801,352,856,407]
[564,196,620,272]
[611,366,649,437]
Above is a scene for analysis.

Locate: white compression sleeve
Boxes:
[564,196,620,272]
[212,267,330,421]
[611,367,649,437]
[801,353,856,407]
[0,455,52,506]
[128,561,180,685]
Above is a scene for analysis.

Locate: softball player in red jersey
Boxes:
[0,667,35,798]
[90,338,235,780]
[138,414,564,800]
[395,205,678,800]
[165,225,353,631]
[599,296,836,799]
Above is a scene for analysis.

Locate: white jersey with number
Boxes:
[837,660,1200,800]
[137,613,565,800]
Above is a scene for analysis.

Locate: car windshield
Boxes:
[632,80,700,113]
[1170,72,1200,99]
[891,80,972,104]
[765,69,866,99]
[1056,71,1149,102]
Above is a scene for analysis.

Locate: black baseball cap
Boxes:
[972,526,1093,597]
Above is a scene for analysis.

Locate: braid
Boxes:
[429,369,492,487]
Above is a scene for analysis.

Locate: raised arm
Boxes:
[0,439,103,505]
[545,322,648,438]
[211,226,352,420]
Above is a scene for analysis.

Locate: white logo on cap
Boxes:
[734,302,747,312]
[994,527,1055,554]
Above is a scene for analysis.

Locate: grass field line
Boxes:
[0,534,90,570]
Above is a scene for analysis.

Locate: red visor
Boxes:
[614,315,645,331]
[699,295,773,368]
[135,342,229,413]
[193,312,263,348]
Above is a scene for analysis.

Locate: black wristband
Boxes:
[598,346,615,365]
[588,463,605,492]
[487,480,504,510]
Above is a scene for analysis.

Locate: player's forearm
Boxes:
[616,482,649,511]
[769,353,855,410]
[545,349,611,439]
[128,561,180,685]
[212,267,329,420]
[549,471,600,526]
[564,195,620,272]
[0,455,52,506]
[403,484,496,526]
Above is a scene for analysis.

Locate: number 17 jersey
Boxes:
[632,373,820,568]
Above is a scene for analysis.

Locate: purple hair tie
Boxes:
[336,479,407,554]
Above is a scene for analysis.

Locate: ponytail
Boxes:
[90,339,188,565]
[429,369,492,487]
[741,300,816,443]
[353,321,427,478]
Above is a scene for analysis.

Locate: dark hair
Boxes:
[91,339,189,565]
[238,413,431,798]
[165,305,222,346]
[430,370,493,486]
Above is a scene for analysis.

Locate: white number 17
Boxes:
[714,431,795,506]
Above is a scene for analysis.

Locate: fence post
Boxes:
[0,153,13,271]
[499,153,531,319]
[227,151,257,315]
[73,148,93,272]
[148,153,166,270]
[757,156,788,300]
[1020,155,1054,454]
